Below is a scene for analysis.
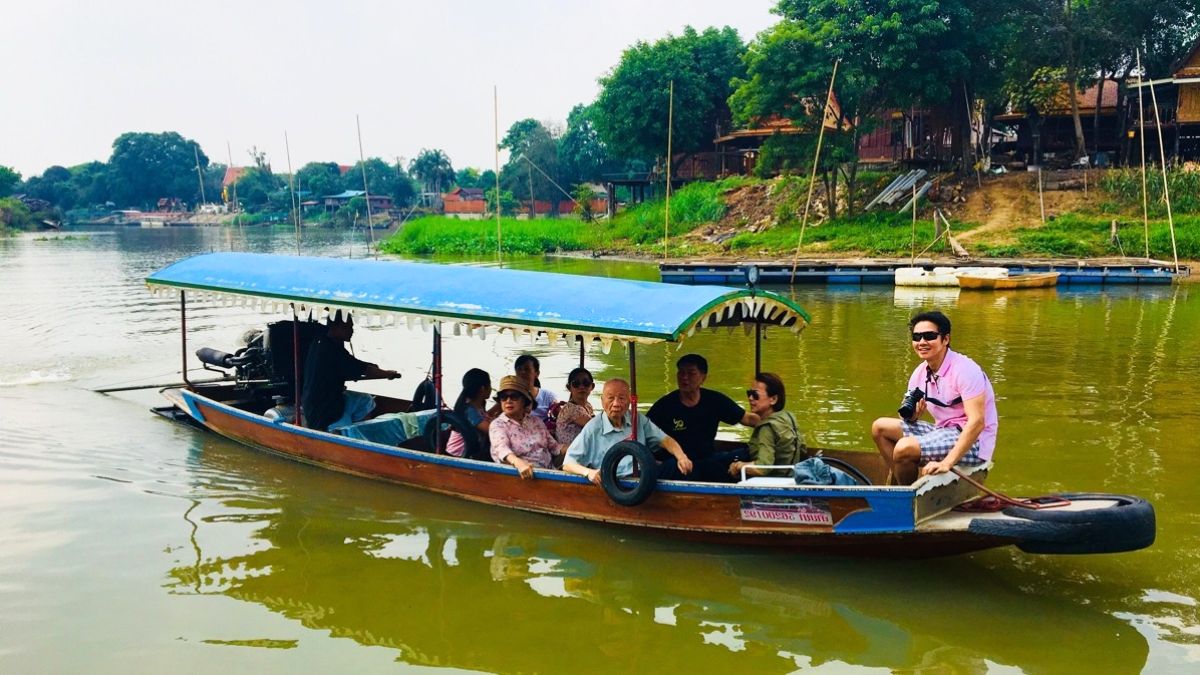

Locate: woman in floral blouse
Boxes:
[489,375,564,479]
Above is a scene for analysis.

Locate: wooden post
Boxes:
[627,342,638,442]
[1037,167,1046,225]
[356,115,376,257]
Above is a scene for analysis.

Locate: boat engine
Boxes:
[194,320,325,398]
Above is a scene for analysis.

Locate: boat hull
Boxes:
[959,272,1060,289]
[165,388,1018,557]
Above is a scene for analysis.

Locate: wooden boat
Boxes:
[958,271,1060,290]
[147,253,1154,557]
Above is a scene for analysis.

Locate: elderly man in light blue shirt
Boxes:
[563,378,693,484]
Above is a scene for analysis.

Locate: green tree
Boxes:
[500,119,563,209]
[343,157,417,207]
[296,162,343,199]
[454,167,482,189]
[408,149,456,197]
[69,161,112,207]
[0,165,20,198]
[107,131,208,207]
[558,104,615,186]
[593,26,746,165]
[571,183,599,222]
[484,187,518,216]
[0,197,35,229]
[22,166,77,209]
[234,166,282,209]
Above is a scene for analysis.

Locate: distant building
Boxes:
[1126,38,1200,161]
[443,187,486,217]
[322,190,392,212]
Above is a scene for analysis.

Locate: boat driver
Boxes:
[870,310,998,485]
[301,311,400,432]
[647,353,759,482]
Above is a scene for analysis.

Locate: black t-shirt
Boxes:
[301,334,368,430]
[647,388,745,460]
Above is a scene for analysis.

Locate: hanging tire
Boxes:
[601,441,658,507]
[421,410,480,458]
[967,493,1155,554]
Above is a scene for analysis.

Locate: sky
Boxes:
[1,0,779,178]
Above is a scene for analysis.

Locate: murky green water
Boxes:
[1,227,1197,673]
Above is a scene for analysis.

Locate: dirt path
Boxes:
[951,172,1095,245]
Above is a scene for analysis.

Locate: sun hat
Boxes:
[495,375,533,404]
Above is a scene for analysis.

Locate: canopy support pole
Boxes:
[180,291,191,388]
[578,336,585,368]
[628,342,638,442]
[755,321,762,375]
[292,307,303,427]
[433,322,443,453]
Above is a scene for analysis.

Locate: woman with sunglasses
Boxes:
[515,354,558,421]
[555,367,596,447]
[729,372,806,479]
[488,375,564,479]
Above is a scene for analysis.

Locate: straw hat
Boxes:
[495,375,533,404]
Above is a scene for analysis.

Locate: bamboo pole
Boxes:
[356,115,376,257]
[910,179,917,266]
[226,141,243,244]
[193,144,207,205]
[963,83,981,188]
[790,59,840,283]
[1037,166,1046,225]
[494,85,502,263]
[1136,50,1150,260]
[664,80,674,258]
[1146,72,1179,272]
[284,131,300,255]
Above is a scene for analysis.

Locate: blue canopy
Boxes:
[146,253,809,345]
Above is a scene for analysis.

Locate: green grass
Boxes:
[729,212,961,256]
[1098,168,1200,216]
[980,213,1200,259]
[381,215,594,255]
[606,177,753,244]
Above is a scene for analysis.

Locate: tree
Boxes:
[558,104,615,186]
[408,149,455,197]
[234,167,282,209]
[107,131,208,207]
[593,26,747,164]
[296,162,343,199]
[0,165,20,198]
[343,157,417,207]
[22,166,77,209]
[572,183,599,222]
[454,167,482,189]
[485,187,518,216]
[69,161,112,208]
[774,1,1024,173]
[499,119,564,209]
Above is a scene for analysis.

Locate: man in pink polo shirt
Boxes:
[871,310,998,485]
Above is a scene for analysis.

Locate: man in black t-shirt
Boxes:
[301,313,399,432]
[648,353,759,482]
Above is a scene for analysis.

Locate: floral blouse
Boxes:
[489,413,558,468]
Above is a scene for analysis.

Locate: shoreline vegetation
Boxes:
[381,171,1200,263]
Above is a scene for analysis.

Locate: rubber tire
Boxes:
[967,493,1155,554]
[421,410,481,458]
[818,456,872,486]
[600,441,658,507]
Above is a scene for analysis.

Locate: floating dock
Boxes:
[659,259,1188,286]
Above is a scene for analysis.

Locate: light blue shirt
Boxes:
[565,411,667,477]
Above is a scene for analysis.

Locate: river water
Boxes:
[1,227,1197,674]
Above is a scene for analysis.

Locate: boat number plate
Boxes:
[739,497,832,526]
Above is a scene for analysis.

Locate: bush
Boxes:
[381,215,593,255]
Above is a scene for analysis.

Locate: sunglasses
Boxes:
[746,390,761,400]
[911,331,942,342]
[569,380,593,388]
[496,392,525,402]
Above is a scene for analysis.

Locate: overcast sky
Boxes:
[1,0,778,178]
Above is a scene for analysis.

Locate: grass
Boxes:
[977,213,1200,259]
[381,215,594,255]
[729,212,961,256]
[606,176,752,244]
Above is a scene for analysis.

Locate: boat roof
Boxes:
[145,253,810,346]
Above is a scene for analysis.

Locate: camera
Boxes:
[897,388,925,420]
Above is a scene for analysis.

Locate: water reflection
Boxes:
[165,435,1150,673]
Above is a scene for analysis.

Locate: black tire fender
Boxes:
[600,440,658,507]
[967,493,1156,554]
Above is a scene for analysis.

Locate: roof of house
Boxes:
[994,80,1121,121]
[714,95,846,144]
[444,187,486,200]
[1173,37,1200,78]
[221,167,246,187]
[322,190,367,199]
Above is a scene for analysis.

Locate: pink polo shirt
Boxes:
[907,349,999,460]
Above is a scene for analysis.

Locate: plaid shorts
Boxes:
[901,420,984,466]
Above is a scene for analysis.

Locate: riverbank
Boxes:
[381,172,1200,265]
